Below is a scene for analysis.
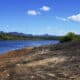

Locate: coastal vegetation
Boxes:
[60,32,80,42]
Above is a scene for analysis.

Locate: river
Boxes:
[0,40,59,54]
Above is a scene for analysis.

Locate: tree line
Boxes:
[0,32,60,40]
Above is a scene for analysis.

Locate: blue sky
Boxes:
[0,0,80,35]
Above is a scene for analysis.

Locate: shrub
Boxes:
[60,32,77,42]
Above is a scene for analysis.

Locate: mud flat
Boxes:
[0,41,80,80]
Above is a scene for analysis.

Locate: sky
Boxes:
[0,0,80,35]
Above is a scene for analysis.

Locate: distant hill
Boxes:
[0,31,60,40]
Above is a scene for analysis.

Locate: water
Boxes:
[0,40,59,54]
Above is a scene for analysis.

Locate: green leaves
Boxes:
[60,32,78,42]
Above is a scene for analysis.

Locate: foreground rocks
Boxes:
[0,41,80,80]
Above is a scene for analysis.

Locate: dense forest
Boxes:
[0,31,60,40]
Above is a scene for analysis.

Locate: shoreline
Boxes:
[0,40,79,60]
[0,40,59,54]
[0,41,80,80]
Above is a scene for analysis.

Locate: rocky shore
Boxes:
[0,41,80,80]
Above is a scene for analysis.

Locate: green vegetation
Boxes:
[0,32,59,40]
[60,32,80,42]
[1,31,80,41]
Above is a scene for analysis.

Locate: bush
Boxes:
[60,32,77,42]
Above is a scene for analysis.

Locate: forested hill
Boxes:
[0,31,60,40]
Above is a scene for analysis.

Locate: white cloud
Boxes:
[27,6,50,16]
[68,14,80,22]
[56,14,80,22]
[40,6,50,11]
[27,10,40,16]
[56,16,67,21]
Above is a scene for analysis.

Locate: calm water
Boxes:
[0,40,59,54]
